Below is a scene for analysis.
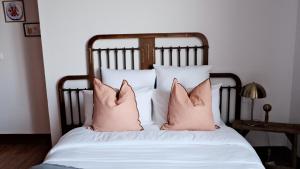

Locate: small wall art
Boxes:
[2,0,26,22]
[23,23,40,37]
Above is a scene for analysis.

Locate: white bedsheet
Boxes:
[44,125,264,169]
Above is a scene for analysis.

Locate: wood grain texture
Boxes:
[232,120,300,134]
[0,143,50,169]
[139,37,155,69]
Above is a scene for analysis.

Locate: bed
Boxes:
[39,33,264,169]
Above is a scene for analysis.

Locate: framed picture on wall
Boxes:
[2,0,26,22]
[23,23,40,37]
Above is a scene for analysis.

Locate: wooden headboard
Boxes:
[58,32,241,134]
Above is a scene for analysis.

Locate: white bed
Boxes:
[44,124,264,169]
[51,33,264,169]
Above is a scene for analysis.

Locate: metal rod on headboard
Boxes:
[210,73,242,122]
[57,75,89,134]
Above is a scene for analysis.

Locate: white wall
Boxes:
[38,0,298,144]
[0,0,49,133]
[290,0,300,154]
[291,0,300,123]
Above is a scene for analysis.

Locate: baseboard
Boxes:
[0,134,51,144]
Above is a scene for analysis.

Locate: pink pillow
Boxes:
[92,78,143,132]
[161,79,215,131]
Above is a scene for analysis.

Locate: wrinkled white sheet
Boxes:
[44,125,264,169]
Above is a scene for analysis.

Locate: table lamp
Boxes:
[241,82,266,121]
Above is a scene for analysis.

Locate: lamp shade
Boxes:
[241,82,266,99]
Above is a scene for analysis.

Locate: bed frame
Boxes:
[57,32,242,134]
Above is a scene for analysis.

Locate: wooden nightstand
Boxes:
[232,120,300,169]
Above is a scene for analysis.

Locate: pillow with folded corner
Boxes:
[83,87,153,126]
[161,78,215,131]
[152,83,223,126]
[100,68,156,125]
[92,78,143,132]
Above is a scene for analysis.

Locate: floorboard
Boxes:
[0,143,50,169]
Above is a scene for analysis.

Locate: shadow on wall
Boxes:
[22,37,50,133]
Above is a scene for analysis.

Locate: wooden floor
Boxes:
[0,143,50,169]
[0,143,295,169]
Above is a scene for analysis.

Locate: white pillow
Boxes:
[153,65,211,91]
[82,90,94,126]
[211,84,223,125]
[101,68,156,89]
[83,87,153,126]
[151,90,169,126]
[152,84,223,126]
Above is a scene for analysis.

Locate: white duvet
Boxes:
[44,125,264,169]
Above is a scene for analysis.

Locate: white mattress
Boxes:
[44,124,264,169]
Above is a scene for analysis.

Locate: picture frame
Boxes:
[2,0,26,22]
[23,23,40,37]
